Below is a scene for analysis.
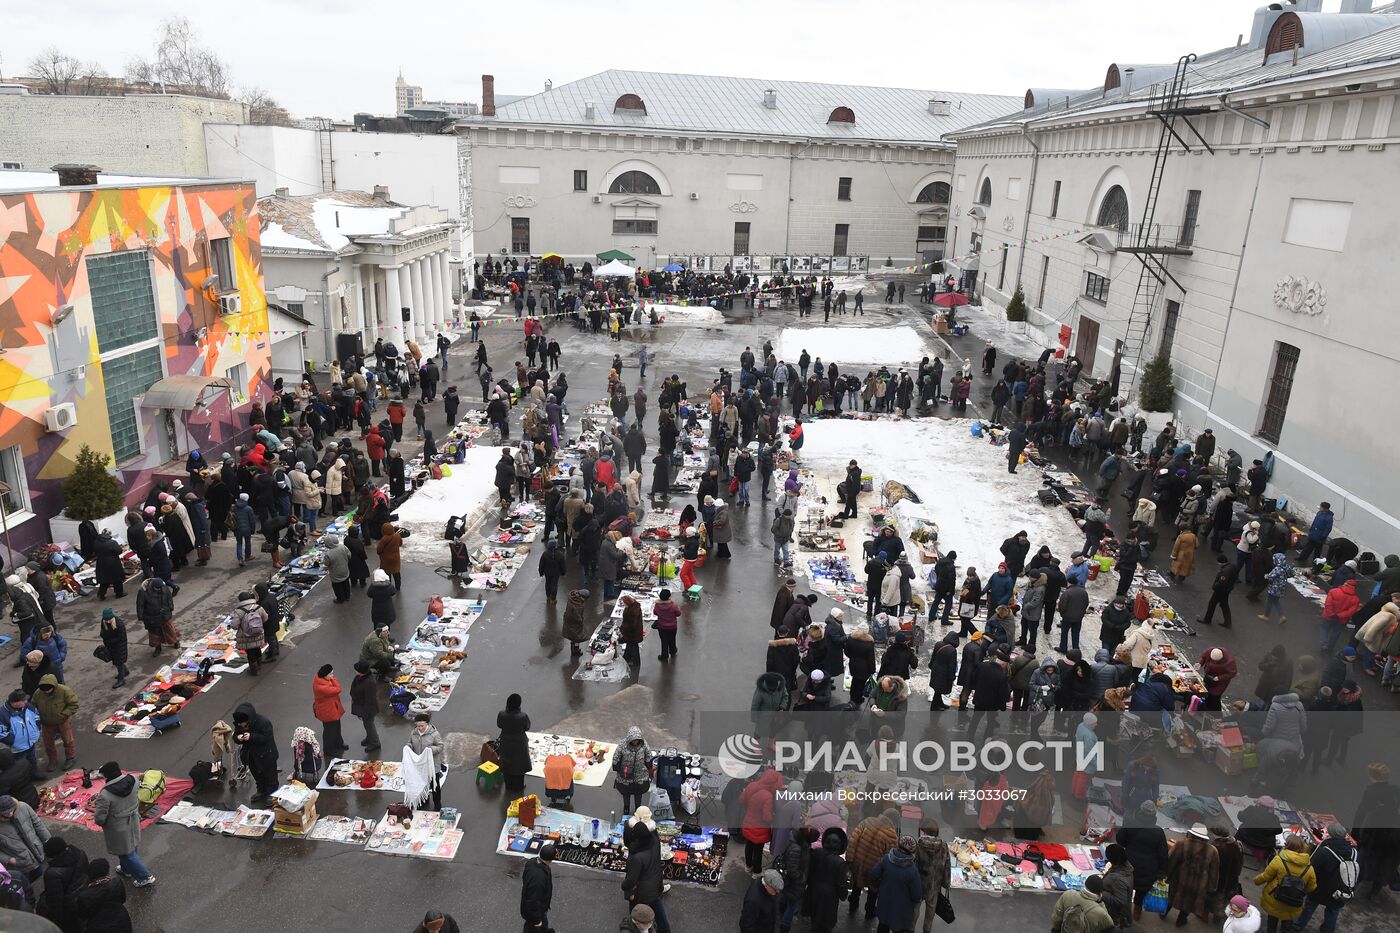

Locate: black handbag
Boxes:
[935,891,955,924]
[93,644,112,663]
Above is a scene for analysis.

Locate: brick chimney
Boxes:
[52,164,100,186]
[373,185,391,202]
[481,74,496,117]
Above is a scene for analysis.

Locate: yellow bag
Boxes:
[440,464,453,478]
[506,793,538,818]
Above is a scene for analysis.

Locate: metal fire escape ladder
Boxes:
[1116,53,1212,403]
[318,125,336,192]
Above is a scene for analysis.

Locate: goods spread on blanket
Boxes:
[526,733,617,786]
[950,837,1104,894]
[1082,784,1343,847]
[487,501,546,545]
[38,770,193,829]
[364,808,463,860]
[317,758,405,792]
[305,815,379,845]
[462,543,530,589]
[160,802,277,838]
[391,652,464,715]
[496,806,729,886]
[405,597,484,652]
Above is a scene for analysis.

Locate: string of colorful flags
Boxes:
[894,226,1091,275]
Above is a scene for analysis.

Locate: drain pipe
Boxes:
[1015,124,1041,292]
[319,260,341,367]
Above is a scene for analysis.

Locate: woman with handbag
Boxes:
[97,608,129,690]
[611,726,653,815]
[914,821,953,932]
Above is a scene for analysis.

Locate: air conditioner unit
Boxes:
[219,293,242,315]
[592,195,602,204]
[43,402,77,432]
[689,192,699,201]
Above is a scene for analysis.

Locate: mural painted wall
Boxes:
[0,180,271,551]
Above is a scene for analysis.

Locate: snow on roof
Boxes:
[257,190,447,254]
[0,169,231,193]
[462,69,1021,144]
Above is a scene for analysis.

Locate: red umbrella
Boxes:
[932,292,969,307]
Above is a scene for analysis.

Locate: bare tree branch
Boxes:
[125,16,231,96]
[239,86,292,126]
[28,47,83,94]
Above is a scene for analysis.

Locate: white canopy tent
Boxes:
[595,259,637,277]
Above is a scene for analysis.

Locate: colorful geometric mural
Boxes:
[0,178,271,550]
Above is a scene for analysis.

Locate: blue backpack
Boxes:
[388,685,413,719]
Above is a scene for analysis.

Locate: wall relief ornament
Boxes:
[728,200,759,214]
[1272,275,1326,315]
[502,195,537,208]
[1002,215,1016,232]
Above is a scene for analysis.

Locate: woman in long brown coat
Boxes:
[618,594,644,669]
[1169,528,1199,583]
[561,589,592,657]
[376,522,403,590]
[1207,825,1245,921]
[1165,825,1221,925]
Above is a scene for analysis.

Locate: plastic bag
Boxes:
[647,785,674,821]
[1142,879,1170,915]
[680,778,701,815]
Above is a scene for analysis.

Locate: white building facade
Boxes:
[458,71,1018,268]
[258,191,455,365]
[946,3,1400,550]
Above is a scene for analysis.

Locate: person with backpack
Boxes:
[93,761,154,887]
[1050,873,1114,932]
[1292,823,1356,933]
[1253,835,1317,932]
[231,592,268,676]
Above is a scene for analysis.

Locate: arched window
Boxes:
[614,94,646,114]
[1104,64,1121,92]
[1265,13,1303,56]
[916,181,951,204]
[976,178,992,206]
[827,106,855,124]
[1024,89,1036,109]
[1096,185,1130,230]
[608,171,661,195]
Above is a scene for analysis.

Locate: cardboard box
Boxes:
[1215,746,1245,775]
[273,791,318,834]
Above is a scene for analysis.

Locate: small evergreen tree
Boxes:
[1138,353,1175,412]
[1004,287,1027,322]
[60,444,125,520]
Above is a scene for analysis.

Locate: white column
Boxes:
[351,264,366,337]
[383,265,405,347]
[409,258,428,345]
[399,264,417,347]
[363,266,379,345]
[437,251,454,326]
[427,251,445,335]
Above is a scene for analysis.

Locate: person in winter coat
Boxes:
[1255,692,1307,779]
[1051,875,1114,933]
[770,579,797,633]
[0,793,48,882]
[1253,835,1316,930]
[804,826,849,933]
[366,569,398,631]
[912,824,952,933]
[868,836,925,933]
[1320,579,1359,654]
[1258,552,1293,624]
[93,531,127,599]
[537,540,568,603]
[844,623,877,705]
[1170,528,1199,583]
[0,749,38,810]
[349,660,381,752]
[1117,800,1169,918]
[520,844,556,932]
[928,632,960,711]
[767,629,801,699]
[1255,644,1294,705]
[1057,582,1090,653]
[313,664,348,755]
[21,624,67,683]
[710,500,733,560]
[1166,824,1223,926]
[877,634,917,681]
[135,577,178,655]
[1198,647,1237,711]
[232,702,279,800]
[496,693,532,793]
[231,591,268,674]
[1290,823,1353,933]
[846,808,900,917]
[375,521,404,591]
[610,726,652,815]
[37,834,88,928]
[561,588,592,657]
[774,826,814,933]
[1018,572,1047,650]
[322,535,352,603]
[651,588,680,662]
[619,594,645,668]
[740,870,783,933]
[1099,844,1136,929]
[68,858,133,932]
[738,767,785,873]
[93,761,153,885]
[32,674,78,771]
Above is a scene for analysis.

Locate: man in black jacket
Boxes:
[841,460,862,518]
[521,844,555,932]
[928,552,957,626]
[1199,555,1238,628]
[232,702,278,802]
[966,650,1011,744]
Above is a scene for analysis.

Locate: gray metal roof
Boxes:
[462,69,1020,144]
[955,18,1400,135]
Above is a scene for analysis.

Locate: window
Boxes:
[510,217,530,254]
[1259,342,1300,443]
[1083,270,1110,302]
[87,251,158,355]
[827,107,855,124]
[916,182,950,204]
[1096,185,1130,230]
[612,219,657,235]
[1160,300,1181,356]
[734,222,751,254]
[613,94,647,113]
[976,178,992,206]
[998,247,1008,290]
[1037,255,1050,307]
[1179,190,1201,247]
[917,225,946,241]
[0,445,31,518]
[1050,180,1062,218]
[573,170,588,192]
[1006,178,1022,201]
[1265,13,1303,57]
[833,224,849,256]
[608,171,661,195]
[209,236,235,290]
[285,301,304,317]
[104,345,163,463]
[837,177,852,201]
[0,161,20,170]
[226,362,249,405]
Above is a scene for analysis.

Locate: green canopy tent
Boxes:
[596,249,634,262]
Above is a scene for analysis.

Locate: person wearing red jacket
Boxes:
[385,399,406,441]
[312,663,349,754]
[739,768,786,875]
[361,425,386,476]
[1197,646,1237,711]
[1321,579,1360,654]
[594,453,618,493]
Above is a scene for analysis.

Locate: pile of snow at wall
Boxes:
[777,325,930,367]
[797,417,1087,580]
[395,444,505,563]
[644,302,725,325]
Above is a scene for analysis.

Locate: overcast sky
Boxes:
[3,0,1334,118]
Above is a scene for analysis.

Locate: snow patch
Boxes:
[260,221,325,252]
[777,325,929,367]
[394,445,507,562]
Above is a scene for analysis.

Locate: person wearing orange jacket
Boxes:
[739,768,786,876]
[312,664,348,754]
[1321,578,1360,654]
[361,425,386,476]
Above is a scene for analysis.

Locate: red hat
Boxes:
[998,562,1008,570]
